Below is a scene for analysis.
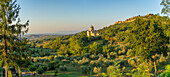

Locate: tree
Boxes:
[69,39,83,56]
[160,0,170,15]
[0,0,29,77]
[102,46,110,57]
[50,37,61,52]
[57,44,71,56]
[127,17,169,74]
[89,42,102,54]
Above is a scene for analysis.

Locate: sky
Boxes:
[17,0,163,34]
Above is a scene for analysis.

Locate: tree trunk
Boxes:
[154,61,157,74]
[19,68,22,77]
[79,50,81,56]
[3,34,7,77]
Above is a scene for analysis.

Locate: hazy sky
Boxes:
[17,0,163,34]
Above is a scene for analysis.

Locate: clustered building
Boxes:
[87,25,99,37]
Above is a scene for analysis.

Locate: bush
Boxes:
[103,60,114,67]
[126,49,132,56]
[48,55,54,60]
[107,61,123,77]
[90,61,95,65]
[90,54,99,60]
[160,64,170,77]
[129,62,153,77]
[48,61,55,70]
[28,65,36,72]
[41,65,48,71]
[128,58,137,67]
[36,66,45,75]
[78,57,89,65]
[159,54,166,65]
[118,55,126,60]
[93,67,101,76]
[110,52,117,58]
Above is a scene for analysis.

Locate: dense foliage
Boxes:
[27,14,170,76]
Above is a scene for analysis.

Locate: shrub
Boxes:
[128,58,137,67]
[107,66,114,75]
[98,54,104,61]
[129,62,153,77]
[78,57,89,65]
[33,58,38,62]
[159,54,166,65]
[107,61,123,77]
[36,66,45,75]
[41,65,48,72]
[126,49,132,56]
[48,61,55,70]
[59,66,67,73]
[160,64,170,77]
[110,52,117,58]
[103,60,114,67]
[28,65,36,72]
[48,55,54,60]
[90,54,98,60]
[90,61,95,65]
[93,67,102,76]
[118,55,126,60]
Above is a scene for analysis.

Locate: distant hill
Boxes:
[24,34,61,40]
[24,31,81,40]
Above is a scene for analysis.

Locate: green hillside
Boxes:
[24,14,170,77]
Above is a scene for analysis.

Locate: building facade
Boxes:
[87,25,99,37]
